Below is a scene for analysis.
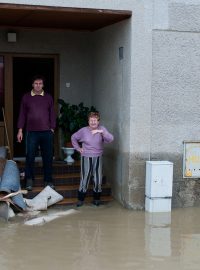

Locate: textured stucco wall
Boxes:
[151,1,200,208]
[168,1,200,32]
[127,0,200,209]
[128,1,153,209]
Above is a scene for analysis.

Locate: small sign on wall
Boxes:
[183,141,200,178]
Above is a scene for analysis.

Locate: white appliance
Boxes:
[145,161,173,212]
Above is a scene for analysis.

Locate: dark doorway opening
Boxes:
[13,57,54,157]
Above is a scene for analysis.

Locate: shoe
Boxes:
[76,200,84,207]
[44,182,55,189]
[26,179,33,191]
[92,200,101,206]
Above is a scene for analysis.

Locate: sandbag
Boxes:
[8,207,15,218]
[24,186,63,211]
[30,186,63,207]
[25,197,48,211]
[0,160,20,193]
[0,201,9,221]
[0,160,26,210]
[11,193,27,210]
[0,202,16,221]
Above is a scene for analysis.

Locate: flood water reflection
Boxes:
[0,201,200,270]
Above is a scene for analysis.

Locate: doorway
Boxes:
[13,56,57,157]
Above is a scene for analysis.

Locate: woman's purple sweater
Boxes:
[71,126,114,157]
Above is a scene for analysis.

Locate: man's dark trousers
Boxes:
[25,130,53,184]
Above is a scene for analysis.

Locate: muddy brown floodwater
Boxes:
[0,200,200,270]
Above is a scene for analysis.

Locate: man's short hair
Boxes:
[32,75,45,84]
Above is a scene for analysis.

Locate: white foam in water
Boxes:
[24,209,78,226]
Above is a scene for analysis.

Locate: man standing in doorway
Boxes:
[17,75,56,191]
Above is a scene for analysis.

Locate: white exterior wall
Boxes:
[1,0,200,208]
[152,0,200,207]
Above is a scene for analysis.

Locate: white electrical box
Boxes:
[145,161,173,198]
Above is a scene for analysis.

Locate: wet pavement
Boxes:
[0,200,200,270]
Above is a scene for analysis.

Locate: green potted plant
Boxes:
[57,99,97,147]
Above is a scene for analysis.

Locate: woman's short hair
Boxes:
[88,111,100,121]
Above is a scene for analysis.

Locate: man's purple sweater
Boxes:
[17,92,56,131]
[71,126,114,157]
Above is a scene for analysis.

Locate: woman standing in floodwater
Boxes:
[71,112,114,207]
